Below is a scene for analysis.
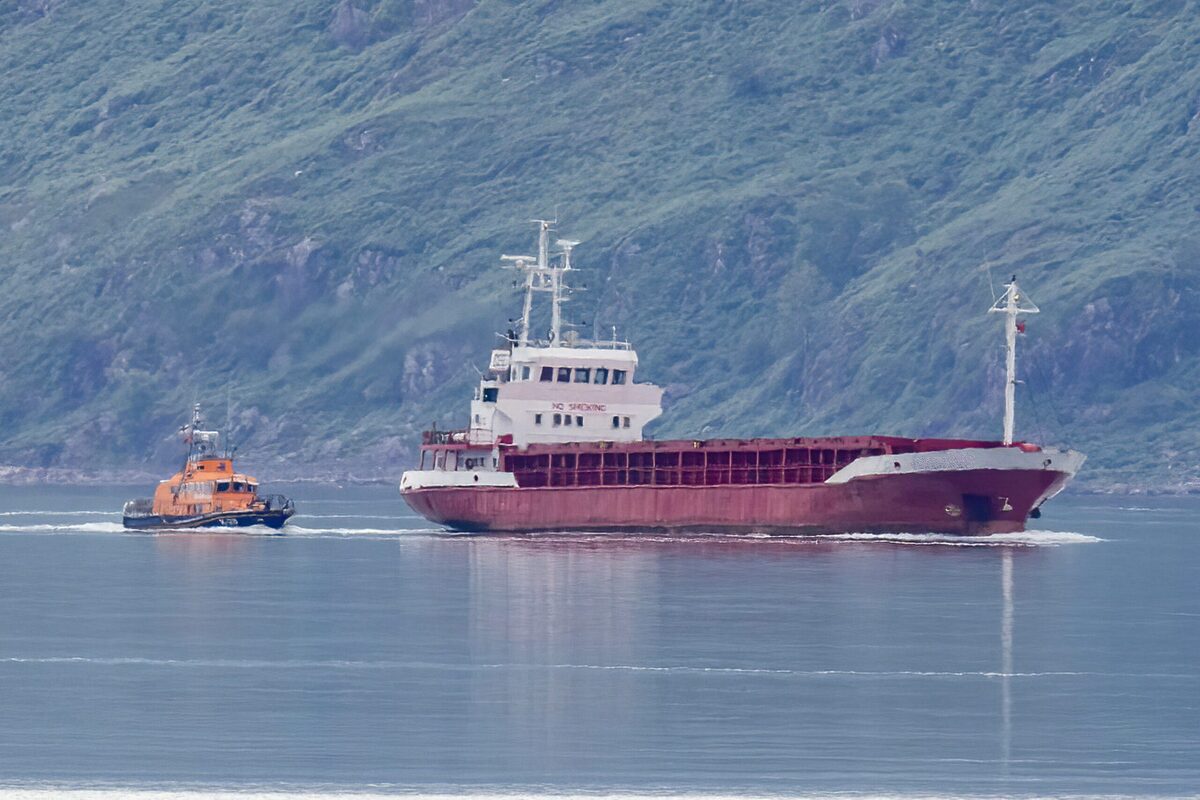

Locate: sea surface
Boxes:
[0,484,1196,798]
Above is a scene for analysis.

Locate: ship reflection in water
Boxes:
[444,531,1040,784]
[463,536,661,771]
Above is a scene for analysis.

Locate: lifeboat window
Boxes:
[612,415,620,428]
[574,368,590,383]
[557,367,571,383]
[482,387,498,403]
[553,413,562,426]
[535,413,543,425]
[522,366,531,381]
[612,369,627,385]
[540,367,553,382]
[217,482,230,492]
[576,415,584,426]
[594,367,609,385]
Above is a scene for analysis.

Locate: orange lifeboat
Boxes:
[122,404,295,530]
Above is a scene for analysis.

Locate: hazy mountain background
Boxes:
[1,0,1197,490]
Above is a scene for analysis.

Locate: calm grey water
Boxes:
[0,484,1197,796]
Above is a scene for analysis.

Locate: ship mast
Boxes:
[501,219,578,347]
[988,276,1039,445]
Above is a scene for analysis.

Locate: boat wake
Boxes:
[812,530,1102,547]
[282,525,444,537]
[0,789,1192,800]
[0,521,126,534]
[0,519,1100,546]
[0,510,117,517]
[459,529,1103,548]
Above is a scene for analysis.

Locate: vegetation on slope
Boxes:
[0,0,1197,488]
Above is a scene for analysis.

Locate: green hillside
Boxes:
[0,0,1197,489]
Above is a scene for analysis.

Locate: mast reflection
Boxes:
[1001,547,1013,775]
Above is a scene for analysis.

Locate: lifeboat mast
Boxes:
[988,276,1039,445]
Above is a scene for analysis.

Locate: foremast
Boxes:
[988,277,1039,446]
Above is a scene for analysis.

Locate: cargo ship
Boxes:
[400,221,1083,535]
[123,405,295,529]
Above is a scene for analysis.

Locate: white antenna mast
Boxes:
[554,238,580,346]
[501,219,580,347]
[988,276,1039,445]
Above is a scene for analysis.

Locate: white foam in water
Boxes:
[815,530,1103,547]
[0,510,116,517]
[467,530,1103,547]
[0,522,127,534]
[297,513,424,520]
[0,789,1182,800]
[0,515,1100,545]
[284,525,438,537]
[0,520,430,537]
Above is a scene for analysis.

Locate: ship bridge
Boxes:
[473,341,663,447]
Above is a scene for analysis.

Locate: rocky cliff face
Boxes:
[0,0,1197,489]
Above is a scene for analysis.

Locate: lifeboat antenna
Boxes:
[988,275,1039,445]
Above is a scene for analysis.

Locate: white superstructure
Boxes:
[462,220,663,448]
[400,220,664,492]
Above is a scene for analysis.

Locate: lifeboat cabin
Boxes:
[123,405,295,529]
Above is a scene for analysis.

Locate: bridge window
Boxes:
[623,416,631,428]
[534,413,542,425]
[553,413,561,426]
[557,367,571,382]
[612,416,620,429]
[576,415,584,426]
[612,369,627,385]
[540,367,553,382]
[521,366,531,381]
[482,387,498,402]
[594,367,609,385]
[564,415,573,426]
[574,367,590,383]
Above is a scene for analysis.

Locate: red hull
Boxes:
[402,467,1071,535]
